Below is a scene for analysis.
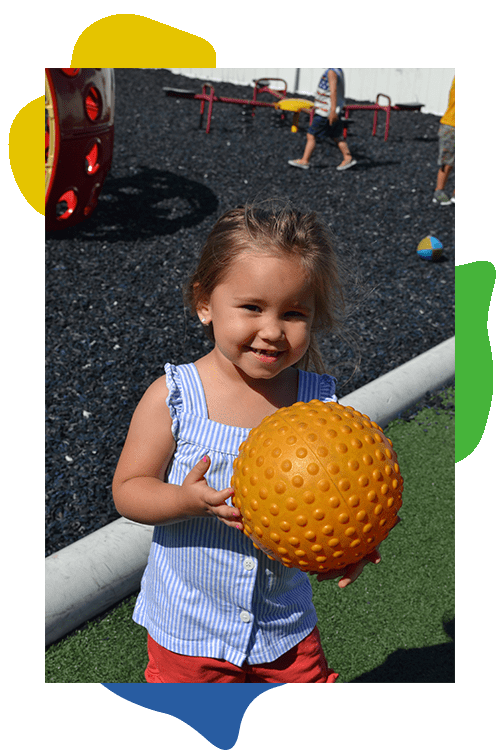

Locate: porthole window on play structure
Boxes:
[84,140,101,175]
[56,189,78,221]
[84,182,102,217]
[84,86,102,122]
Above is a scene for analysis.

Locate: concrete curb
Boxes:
[46,336,454,646]
[45,518,155,646]
[338,336,455,427]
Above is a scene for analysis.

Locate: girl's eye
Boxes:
[285,310,307,318]
[242,304,260,312]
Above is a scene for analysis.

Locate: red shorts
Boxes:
[145,626,338,683]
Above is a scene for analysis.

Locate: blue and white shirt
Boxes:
[315,68,345,117]
[133,362,338,667]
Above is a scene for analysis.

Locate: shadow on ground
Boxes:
[351,618,455,682]
[46,166,219,243]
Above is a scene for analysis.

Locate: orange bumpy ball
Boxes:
[231,400,403,572]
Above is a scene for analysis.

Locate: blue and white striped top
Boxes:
[133,362,338,667]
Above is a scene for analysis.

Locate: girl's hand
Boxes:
[314,546,381,587]
[313,516,401,587]
[183,456,243,531]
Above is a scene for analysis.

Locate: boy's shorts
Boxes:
[438,123,455,166]
[145,626,339,683]
[308,113,344,142]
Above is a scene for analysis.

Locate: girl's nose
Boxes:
[259,316,285,342]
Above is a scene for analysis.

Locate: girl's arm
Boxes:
[112,376,241,529]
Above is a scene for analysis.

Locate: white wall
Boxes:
[168,68,455,115]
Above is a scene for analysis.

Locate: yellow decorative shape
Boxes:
[71,14,215,67]
[232,400,403,573]
[9,96,44,215]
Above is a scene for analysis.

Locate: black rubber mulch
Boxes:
[46,69,454,555]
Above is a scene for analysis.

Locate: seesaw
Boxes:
[164,78,424,141]
[343,93,424,141]
[164,77,314,134]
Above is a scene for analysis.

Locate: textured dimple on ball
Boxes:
[231,400,403,572]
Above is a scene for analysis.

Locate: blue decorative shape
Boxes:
[102,683,282,749]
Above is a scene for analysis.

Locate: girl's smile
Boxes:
[245,345,285,364]
[197,252,316,381]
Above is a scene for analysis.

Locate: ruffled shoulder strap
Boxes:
[164,362,208,440]
[297,370,338,403]
[164,363,183,441]
[318,372,338,402]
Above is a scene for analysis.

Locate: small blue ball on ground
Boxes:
[417,236,443,261]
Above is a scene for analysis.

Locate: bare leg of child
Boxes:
[294,133,316,165]
[337,139,354,168]
[436,164,453,191]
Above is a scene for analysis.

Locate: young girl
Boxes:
[112,202,381,683]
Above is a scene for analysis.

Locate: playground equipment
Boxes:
[45,68,115,231]
[274,98,314,132]
[164,78,424,141]
[164,78,314,134]
[343,93,424,141]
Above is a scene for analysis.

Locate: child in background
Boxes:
[288,69,356,171]
[112,202,381,683]
[433,76,455,205]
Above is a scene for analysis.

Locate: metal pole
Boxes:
[294,68,300,94]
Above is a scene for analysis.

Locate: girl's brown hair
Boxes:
[184,201,345,373]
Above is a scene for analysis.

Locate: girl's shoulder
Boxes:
[137,374,171,415]
[121,375,173,452]
[135,364,186,419]
[134,365,186,439]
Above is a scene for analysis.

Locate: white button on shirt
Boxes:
[240,610,252,623]
[243,557,256,571]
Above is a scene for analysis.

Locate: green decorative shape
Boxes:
[455,261,496,462]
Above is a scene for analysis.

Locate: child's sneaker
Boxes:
[336,158,357,171]
[288,159,310,170]
[432,190,452,205]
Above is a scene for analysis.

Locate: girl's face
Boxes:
[198,251,315,381]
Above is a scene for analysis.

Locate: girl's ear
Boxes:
[196,297,211,325]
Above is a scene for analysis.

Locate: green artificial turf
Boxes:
[46,389,454,683]
[45,594,148,683]
[311,388,455,682]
